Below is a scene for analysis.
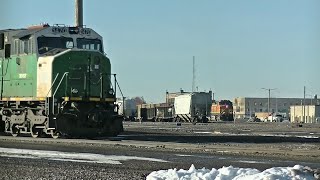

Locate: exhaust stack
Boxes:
[75,0,83,27]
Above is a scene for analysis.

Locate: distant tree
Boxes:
[133,96,146,105]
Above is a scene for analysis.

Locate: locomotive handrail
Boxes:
[99,73,122,97]
[45,73,60,97]
[100,74,103,98]
[52,72,69,115]
[53,72,69,97]
[45,73,60,115]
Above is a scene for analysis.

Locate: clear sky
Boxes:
[1,0,319,103]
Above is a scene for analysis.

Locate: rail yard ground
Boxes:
[121,121,320,164]
[0,121,319,179]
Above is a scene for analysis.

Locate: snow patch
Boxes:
[147,164,316,180]
[0,147,168,164]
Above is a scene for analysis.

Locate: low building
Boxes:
[234,97,319,119]
[290,105,320,123]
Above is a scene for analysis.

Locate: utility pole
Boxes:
[303,86,306,123]
[306,93,314,122]
[123,97,126,117]
[275,96,278,114]
[300,100,303,122]
[262,88,276,117]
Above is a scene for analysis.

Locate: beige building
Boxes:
[233,97,319,119]
[290,105,320,123]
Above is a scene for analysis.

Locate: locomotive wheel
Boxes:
[50,130,59,139]
[30,126,40,138]
[10,125,20,137]
[191,118,197,125]
[174,117,181,122]
[5,121,10,131]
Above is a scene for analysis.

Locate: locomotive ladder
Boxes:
[44,72,69,115]
[45,73,60,116]
[51,72,69,115]
[43,72,69,138]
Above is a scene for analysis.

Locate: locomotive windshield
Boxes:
[38,37,74,55]
[77,38,103,53]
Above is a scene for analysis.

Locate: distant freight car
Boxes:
[137,103,174,122]
[211,100,234,121]
[174,92,212,123]
[136,91,212,123]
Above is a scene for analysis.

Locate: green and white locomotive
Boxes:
[0,24,123,138]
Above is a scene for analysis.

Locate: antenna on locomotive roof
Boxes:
[75,0,83,27]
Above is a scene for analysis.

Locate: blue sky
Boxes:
[1,0,319,103]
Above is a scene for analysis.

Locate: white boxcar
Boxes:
[174,94,192,115]
[174,92,212,123]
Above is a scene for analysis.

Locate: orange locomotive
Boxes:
[211,100,234,121]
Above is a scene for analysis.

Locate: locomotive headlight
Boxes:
[108,89,114,95]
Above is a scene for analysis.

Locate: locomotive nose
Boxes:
[51,50,111,99]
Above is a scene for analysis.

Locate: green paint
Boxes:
[0,54,37,97]
[52,50,112,99]
[0,50,112,100]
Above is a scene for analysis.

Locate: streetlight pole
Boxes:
[262,88,276,118]
[306,94,314,123]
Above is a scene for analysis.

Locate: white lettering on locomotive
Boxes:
[19,73,27,78]
[51,27,68,34]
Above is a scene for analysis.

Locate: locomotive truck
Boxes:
[0,24,123,138]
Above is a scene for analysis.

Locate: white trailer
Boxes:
[174,92,211,123]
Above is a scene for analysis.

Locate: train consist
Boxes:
[0,24,123,138]
[136,90,234,123]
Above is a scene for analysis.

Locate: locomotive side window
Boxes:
[37,37,74,55]
[66,41,74,49]
[77,38,103,53]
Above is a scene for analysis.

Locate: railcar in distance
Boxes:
[211,100,234,121]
